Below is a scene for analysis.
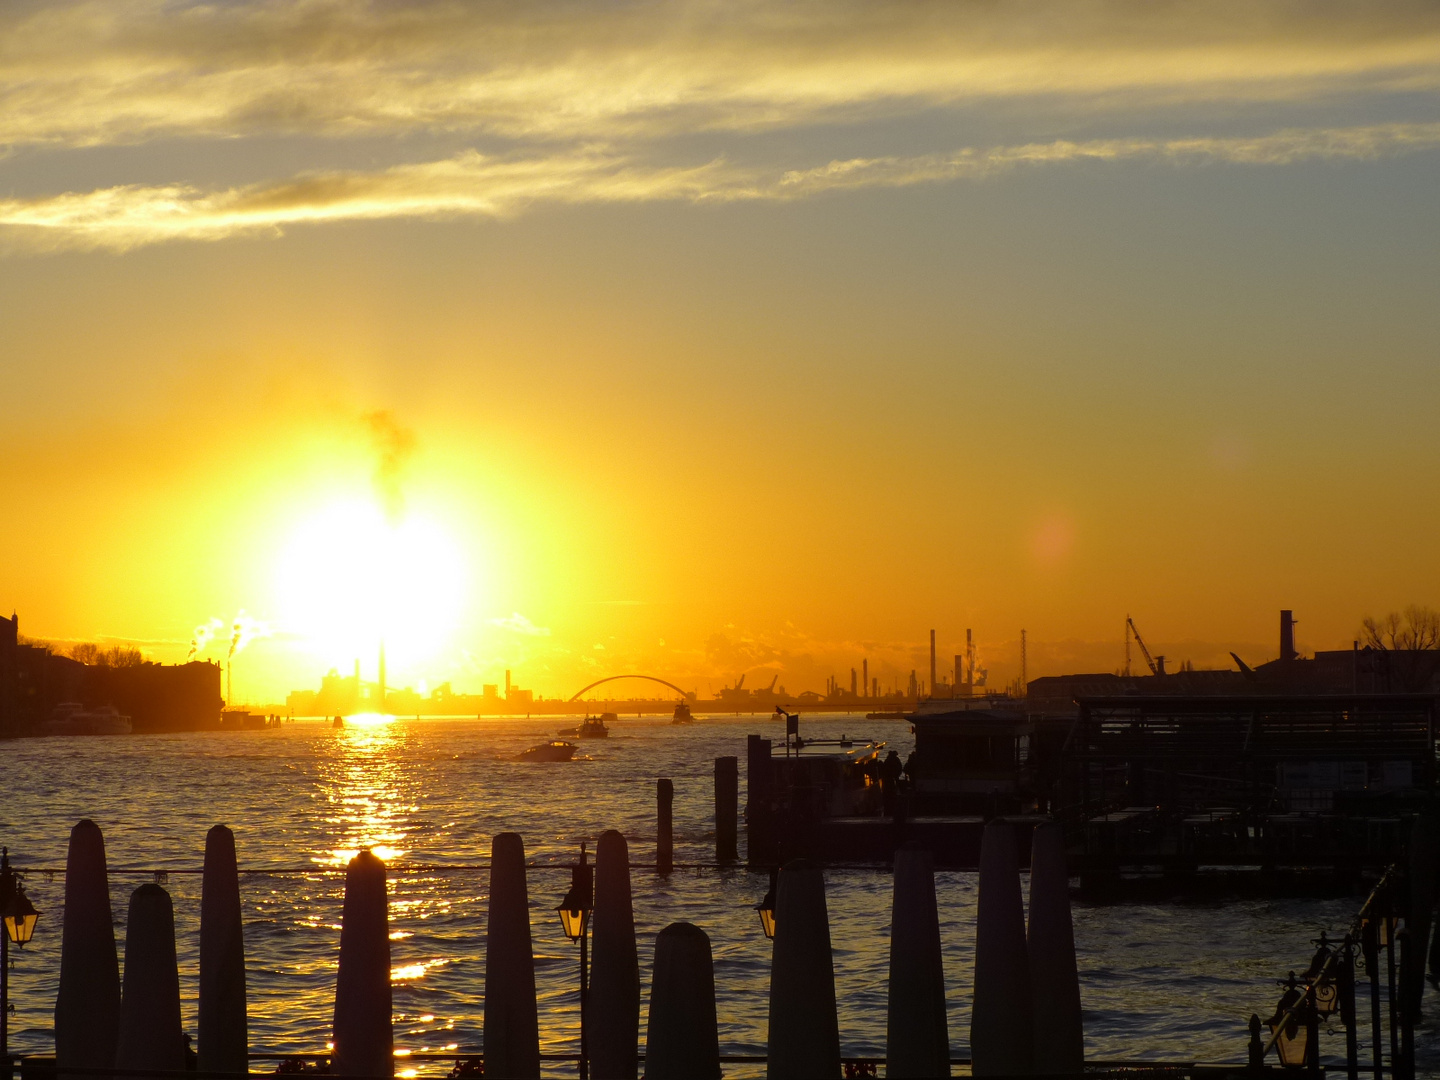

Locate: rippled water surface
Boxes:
[0,715,1429,1076]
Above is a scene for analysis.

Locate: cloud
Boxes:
[3,122,1438,250]
[3,1,1440,149]
[490,612,551,636]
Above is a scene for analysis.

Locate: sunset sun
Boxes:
[275,499,469,675]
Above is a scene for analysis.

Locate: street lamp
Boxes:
[3,890,36,947]
[1,847,41,1062]
[557,844,593,1080]
[754,869,777,940]
[1267,972,1311,1069]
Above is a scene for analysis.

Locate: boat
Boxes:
[41,703,132,736]
[519,740,576,762]
[671,700,694,724]
[332,715,344,728]
[560,714,612,738]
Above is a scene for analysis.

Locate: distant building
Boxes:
[1027,611,1440,718]
[1,612,221,735]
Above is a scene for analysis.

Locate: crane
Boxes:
[1125,616,1164,676]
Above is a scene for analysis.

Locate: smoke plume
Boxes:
[227,610,270,659]
[365,410,416,521]
[187,617,223,661]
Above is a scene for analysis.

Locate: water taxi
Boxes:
[519,740,577,762]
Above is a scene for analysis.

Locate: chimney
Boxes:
[1280,610,1297,663]
[862,659,868,699]
[929,630,936,697]
[505,669,512,697]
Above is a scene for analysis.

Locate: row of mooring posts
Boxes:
[55,820,248,1076]
[47,814,1083,1079]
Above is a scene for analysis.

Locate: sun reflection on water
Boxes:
[315,717,413,867]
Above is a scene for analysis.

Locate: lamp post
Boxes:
[1,847,40,1063]
[557,844,593,1080]
[754,868,777,940]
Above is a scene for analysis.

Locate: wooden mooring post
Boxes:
[715,757,738,862]
[657,779,674,875]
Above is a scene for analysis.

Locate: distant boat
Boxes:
[332,715,345,728]
[41,703,132,737]
[560,714,612,739]
[671,701,694,724]
[519,740,576,762]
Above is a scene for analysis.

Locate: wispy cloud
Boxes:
[4,122,1438,251]
[490,612,551,636]
[2,1,1439,148]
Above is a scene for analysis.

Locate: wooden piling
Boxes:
[1363,918,1383,1080]
[332,850,393,1077]
[590,831,640,1080]
[644,923,720,1080]
[1398,928,1415,1080]
[55,819,121,1077]
[745,737,773,864]
[886,844,948,1078]
[483,833,540,1079]
[199,825,248,1076]
[971,820,1033,1077]
[767,859,840,1078]
[116,884,185,1073]
[1028,821,1084,1075]
[657,780,674,875]
[714,757,738,862]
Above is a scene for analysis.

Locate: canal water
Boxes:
[0,715,1431,1075]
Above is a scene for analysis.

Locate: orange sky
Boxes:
[3,1,1439,702]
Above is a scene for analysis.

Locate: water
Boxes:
[0,715,1425,1076]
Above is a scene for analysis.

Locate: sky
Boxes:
[2,0,1439,703]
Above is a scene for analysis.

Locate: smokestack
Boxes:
[929,630,936,697]
[505,669,511,698]
[862,659,868,699]
[966,629,974,687]
[377,641,386,712]
[850,668,857,696]
[1280,610,1296,662]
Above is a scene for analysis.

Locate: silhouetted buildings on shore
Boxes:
[1,613,222,736]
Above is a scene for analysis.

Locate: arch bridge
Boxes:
[567,674,693,702]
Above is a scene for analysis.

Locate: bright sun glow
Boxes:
[276,499,468,675]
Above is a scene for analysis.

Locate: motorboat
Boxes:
[671,700,694,724]
[561,714,612,739]
[41,703,132,736]
[519,740,576,762]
